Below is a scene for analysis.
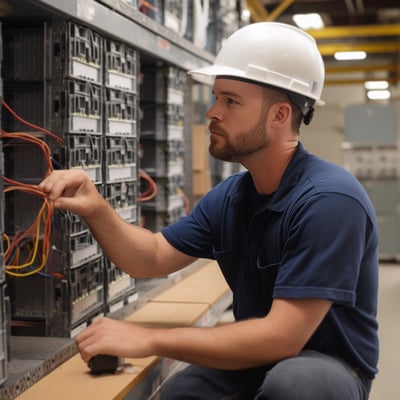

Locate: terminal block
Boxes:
[53,21,103,85]
[105,260,137,314]
[52,79,102,136]
[105,39,138,93]
[141,139,184,177]
[104,181,138,224]
[105,88,138,137]
[104,136,138,183]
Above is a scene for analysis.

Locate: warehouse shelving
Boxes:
[2,0,214,71]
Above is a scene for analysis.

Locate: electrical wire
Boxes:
[139,0,156,14]
[1,99,64,145]
[0,101,64,278]
[1,130,54,177]
[138,169,158,201]
[3,185,54,277]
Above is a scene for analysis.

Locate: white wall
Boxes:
[300,85,400,165]
[301,84,363,166]
[301,83,400,166]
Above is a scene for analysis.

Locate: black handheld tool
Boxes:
[88,354,120,375]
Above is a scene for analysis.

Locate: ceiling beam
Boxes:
[307,24,400,39]
[245,0,268,22]
[265,0,294,21]
[325,64,397,74]
[318,41,400,56]
[324,77,397,85]
[246,0,294,22]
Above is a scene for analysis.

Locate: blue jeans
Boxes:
[160,350,372,400]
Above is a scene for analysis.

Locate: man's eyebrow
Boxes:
[212,90,244,100]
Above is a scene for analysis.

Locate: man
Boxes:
[40,22,378,399]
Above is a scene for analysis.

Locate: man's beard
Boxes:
[208,113,270,162]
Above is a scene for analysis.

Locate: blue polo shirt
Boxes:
[162,142,379,379]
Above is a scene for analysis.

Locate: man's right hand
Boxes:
[39,169,106,218]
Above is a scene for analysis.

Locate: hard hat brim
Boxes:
[189,65,325,106]
[189,64,242,79]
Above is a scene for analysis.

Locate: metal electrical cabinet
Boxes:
[140,63,188,231]
[343,103,400,261]
[0,21,8,387]
[0,0,217,397]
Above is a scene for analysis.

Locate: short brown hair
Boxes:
[261,87,302,133]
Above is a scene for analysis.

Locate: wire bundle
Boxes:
[138,168,158,202]
[1,100,64,277]
[3,180,54,277]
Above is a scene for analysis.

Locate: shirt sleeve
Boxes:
[161,190,216,259]
[273,192,374,307]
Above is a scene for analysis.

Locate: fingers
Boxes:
[39,170,66,200]
[76,318,106,363]
[40,170,71,200]
[75,318,147,363]
[39,169,95,215]
[40,169,85,198]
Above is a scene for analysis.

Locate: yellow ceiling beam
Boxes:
[307,24,400,39]
[265,0,294,21]
[318,41,400,56]
[325,64,397,74]
[245,0,269,22]
[325,77,397,85]
[246,0,294,22]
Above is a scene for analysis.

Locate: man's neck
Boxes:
[243,141,298,195]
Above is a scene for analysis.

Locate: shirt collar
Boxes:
[269,142,309,212]
[234,142,309,212]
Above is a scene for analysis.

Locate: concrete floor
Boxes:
[369,264,400,400]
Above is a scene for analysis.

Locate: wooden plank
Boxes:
[153,261,230,305]
[16,261,231,399]
[16,353,159,400]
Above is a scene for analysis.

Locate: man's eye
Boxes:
[227,98,238,105]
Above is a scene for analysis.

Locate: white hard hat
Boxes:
[189,22,325,106]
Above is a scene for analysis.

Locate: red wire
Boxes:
[0,101,59,274]
[138,169,158,201]
[1,99,64,145]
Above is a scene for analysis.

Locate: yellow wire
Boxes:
[7,203,42,269]
[5,201,49,276]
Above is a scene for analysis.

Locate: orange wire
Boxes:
[138,169,158,201]
[0,100,59,276]
[1,100,64,145]
[3,185,54,273]
[140,0,156,12]
[1,131,54,177]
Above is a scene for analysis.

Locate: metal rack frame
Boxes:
[4,0,214,70]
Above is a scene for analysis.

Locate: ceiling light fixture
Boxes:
[241,9,251,23]
[364,80,389,90]
[334,51,367,61]
[292,13,324,30]
[367,90,391,100]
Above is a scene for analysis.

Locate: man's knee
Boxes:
[161,368,195,400]
[255,351,366,400]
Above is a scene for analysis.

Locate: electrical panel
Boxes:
[0,21,8,387]
[1,21,140,338]
[343,104,400,260]
[140,63,188,231]
[0,0,211,395]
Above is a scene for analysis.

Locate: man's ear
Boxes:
[270,102,291,128]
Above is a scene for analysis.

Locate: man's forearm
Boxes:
[150,298,331,369]
[152,319,298,370]
[83,198,195,277]
[83,200,161,277]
